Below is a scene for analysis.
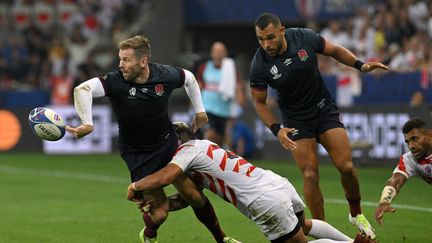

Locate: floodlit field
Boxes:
[0,154,430,242]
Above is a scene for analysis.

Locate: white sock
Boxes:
[308,219,352,241]
[309,239,351,243]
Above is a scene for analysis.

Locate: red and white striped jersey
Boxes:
[170,139,287,215]
[394,152,432,184]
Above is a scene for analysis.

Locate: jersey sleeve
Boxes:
[393,154,416,178]
[98,71,124,96]
[248,54,268,91]
[300,28,325,53]
[164,66,185,89]
[169,145,201,172]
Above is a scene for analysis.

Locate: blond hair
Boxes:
[118,35,151,59]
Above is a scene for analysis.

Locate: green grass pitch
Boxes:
[0,154,430,242]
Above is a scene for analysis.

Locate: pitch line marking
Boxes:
[0,165,128,183]
[325,198,432,213]
[1,165,431,213]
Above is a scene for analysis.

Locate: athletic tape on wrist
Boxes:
[379,185,396,204]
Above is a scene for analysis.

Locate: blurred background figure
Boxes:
[409,90,425,107]
[196,41,238,146]
[226,119,255,159]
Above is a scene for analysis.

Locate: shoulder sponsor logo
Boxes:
[297,49,309,61]
[270,65,282,80]
[284,58,292,66]
[317,98,325,109]
[141,88,148,93]
[155,84,164,96]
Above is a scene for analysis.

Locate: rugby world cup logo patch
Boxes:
[155,84,164,96]
[270,65,282,80]
[297,49,309,61]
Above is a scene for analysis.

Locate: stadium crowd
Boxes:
[0,0,431,102]
[0,0,146,94]
[316,0,432,75]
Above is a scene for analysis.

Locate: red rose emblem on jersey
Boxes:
[155,84,164,96]
[297,49,309,61]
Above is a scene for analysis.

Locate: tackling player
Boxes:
[66,35,236,243]
[128,122,373,243]
[375,117,432,225]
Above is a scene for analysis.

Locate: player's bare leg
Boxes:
[319,128,361,213]
[140,188,169,242]
[291,138,325,220]
[319,128,375,239]
[172,173,237,243]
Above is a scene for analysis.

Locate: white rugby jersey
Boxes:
[170,139,287,216]
[393,152,432,184]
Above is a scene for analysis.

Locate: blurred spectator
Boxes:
[33,0,55,30]
[226,120,255,159]
[48,37,68,76]
[320,20,353,50]
[51,65,73,105]
[409,91,425,107]
[196,41,238,146]
[336,64,361,107]
[387,43,408,71]
[407,0,429,32]
[65,23,99,77]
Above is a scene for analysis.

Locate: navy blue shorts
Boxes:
[120,132,179,182]
[207,112,228,136]
[283,105,345,141]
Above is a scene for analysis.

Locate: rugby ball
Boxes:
[28,107,66,141]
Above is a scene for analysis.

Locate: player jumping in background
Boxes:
[375,117,432,225]
[248,13,389,240]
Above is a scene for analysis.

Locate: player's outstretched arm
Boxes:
[322,38,389,73]
[374,173,407,226]
[69,78,105,138]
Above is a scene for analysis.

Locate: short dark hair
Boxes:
[173,122,196,142]
[402,117,427,134]
[254,13,282,30]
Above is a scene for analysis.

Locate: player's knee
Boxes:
[302,169,319,184]
[150,207,169,225]
[337,161,355,176]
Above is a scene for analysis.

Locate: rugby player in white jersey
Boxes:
[128,122,372,243]
[375,117,432,225]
